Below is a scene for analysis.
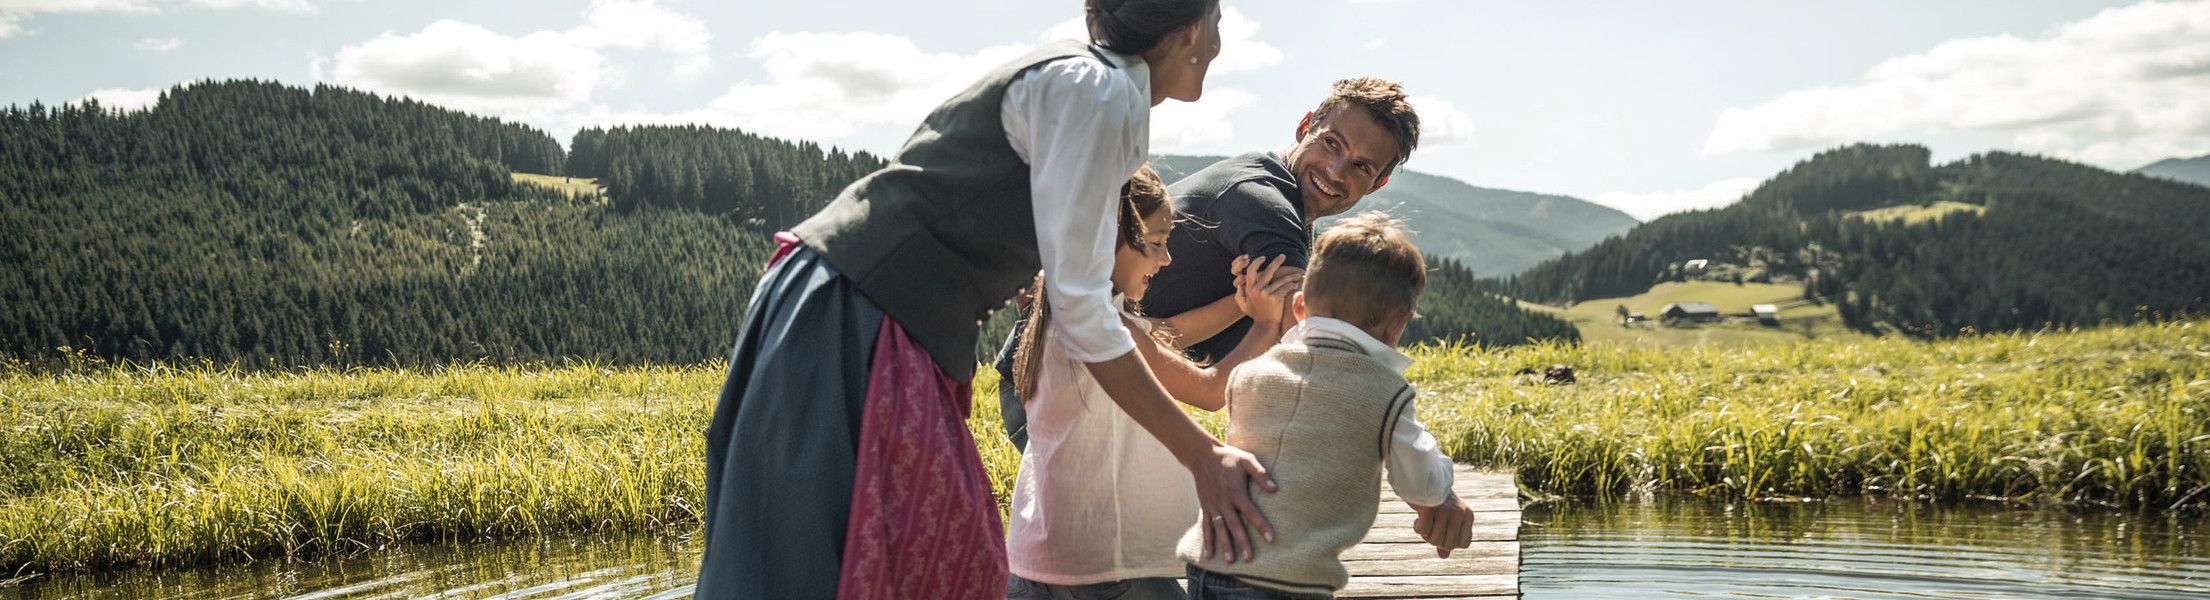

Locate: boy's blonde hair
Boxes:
[1304,212,1424,329]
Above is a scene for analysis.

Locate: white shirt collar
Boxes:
[1282,316,1414,373]
[1094,44,1150,101]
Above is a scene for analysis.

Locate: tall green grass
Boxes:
[0,362,714,572]
[1412,319,2210,508]
[2,320,2203,575]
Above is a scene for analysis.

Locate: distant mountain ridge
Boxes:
[2135,154,2210,188]
[1149,155,1638,278]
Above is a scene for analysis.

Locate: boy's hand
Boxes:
[1409,492,1476,558]
[1232,255,1298,329]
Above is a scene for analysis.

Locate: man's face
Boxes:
[1286,107,1400,220]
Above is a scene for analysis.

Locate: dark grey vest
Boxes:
[791,40,1115,379]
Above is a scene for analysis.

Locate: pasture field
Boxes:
[1846,200,1988,226]
[510,173,602,200]
[1521,281,1868,348]
[2,320,2202,574]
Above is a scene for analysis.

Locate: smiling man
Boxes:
[1143,77,1423,363]
[993,77,1421,449]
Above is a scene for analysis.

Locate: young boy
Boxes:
[1176,212,1478,599]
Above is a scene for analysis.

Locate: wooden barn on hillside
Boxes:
[1660,302,1723,324]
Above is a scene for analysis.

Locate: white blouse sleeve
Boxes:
[1002,51,1151,363]
[1386,397,1458,507]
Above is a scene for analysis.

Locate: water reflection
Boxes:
[1523,497,2210,599]
[2,529,702,600]
[9,498,2208,599]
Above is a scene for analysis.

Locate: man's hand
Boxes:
[1409,492,1476,558]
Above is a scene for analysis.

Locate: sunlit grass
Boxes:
[0,361,713,572]
[1410,319,2209,508]
[3,320,2203,575]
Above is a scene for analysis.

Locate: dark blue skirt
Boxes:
[696,246,883,599]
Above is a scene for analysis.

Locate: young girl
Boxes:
[1006,164,1300,600]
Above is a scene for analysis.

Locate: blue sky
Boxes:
[5,0,2205,220]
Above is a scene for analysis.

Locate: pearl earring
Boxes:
[1189,55,1199,64]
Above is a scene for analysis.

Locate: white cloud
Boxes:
[1704,0,2210,168]
[333,20,602,114]
[566,0,711,80]
[1408,95,1474,146]
[326,0,709,114]
[75,85,169,112]
[0,0,311,37]
[1040,16,1088,44]
[1213,7,1283,75]
[1365,38,1386,50]
[1035,7,1280,75]
[1596,177,1762,221]
[665,9,1284,145]
[1152,87,1257,151]
[134,35,179,51]
[693,31,1029,140]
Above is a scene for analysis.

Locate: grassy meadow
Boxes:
[2,319,2205,574]
[510,172,603,201]
[1522,281,1867,348]
[1846,200,1988,226]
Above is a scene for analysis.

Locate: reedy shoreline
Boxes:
[2,320,2202,574]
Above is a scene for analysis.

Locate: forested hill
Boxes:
[1150,155,1638,277]
[1504,143,2210,337]
[1,80,1572,369]
[0,80,810,366]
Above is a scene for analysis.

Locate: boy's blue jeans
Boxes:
[1183,565,1332,600]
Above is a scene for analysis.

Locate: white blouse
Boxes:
[1008,302,1200,584]
[1002,43,1152,365]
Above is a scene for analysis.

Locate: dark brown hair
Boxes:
[1304,211,1425,329]
[1307,77,1422,179]
[1085,0,1220,56]
[1014,164,1170,402]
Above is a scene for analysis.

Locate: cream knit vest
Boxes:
[1175,336,1416,594]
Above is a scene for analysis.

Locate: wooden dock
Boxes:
[1342,466,1522,599]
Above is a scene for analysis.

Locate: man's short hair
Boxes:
[1304,212,1425,329]
[1309,77,1421,179]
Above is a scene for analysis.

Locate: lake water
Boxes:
[7,499,2207,599]
[1522,497,2210,599]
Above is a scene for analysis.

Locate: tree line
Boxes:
[0,80,1578,369]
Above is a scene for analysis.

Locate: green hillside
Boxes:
[0,81,1574,369]
[1150,154,1638,277]
[1505,144,2210,337]
[1521,281,1864,349]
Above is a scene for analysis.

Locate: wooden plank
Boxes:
[1374,496,1519,514]
[1342,466,1519,599]
[1360,520,1519,544]
[1343,541,1517,563]
[1379,471,1517,497]
[1345,555,1517,577]
[1369,510,1517,530]
[1339,574,1518,598]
